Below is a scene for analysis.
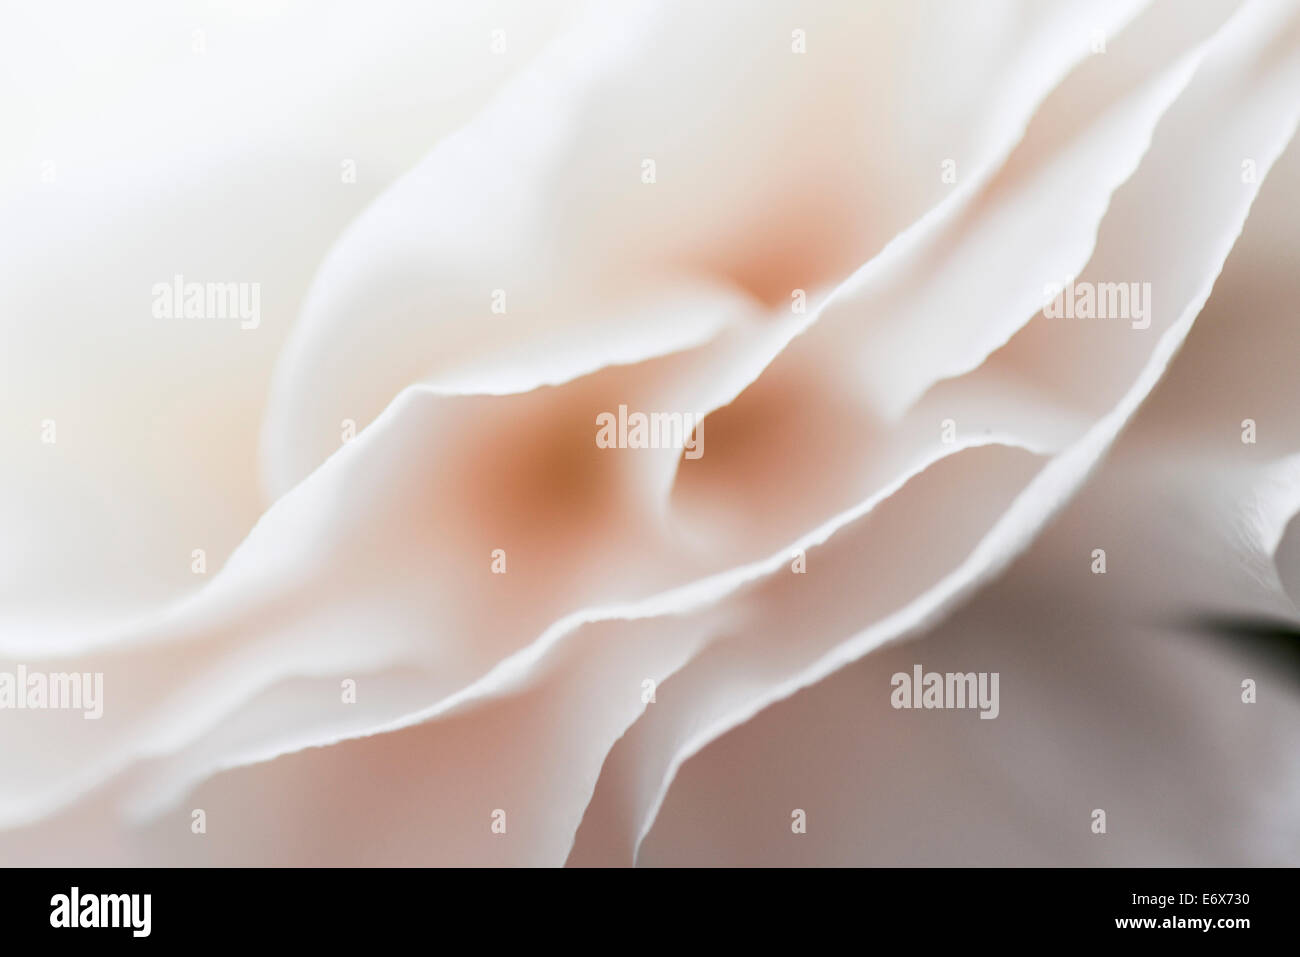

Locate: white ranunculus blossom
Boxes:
[1,0,1298,865]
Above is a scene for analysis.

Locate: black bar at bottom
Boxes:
[0,866,1286,943]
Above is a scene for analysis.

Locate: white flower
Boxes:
[2,0,1298,865]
